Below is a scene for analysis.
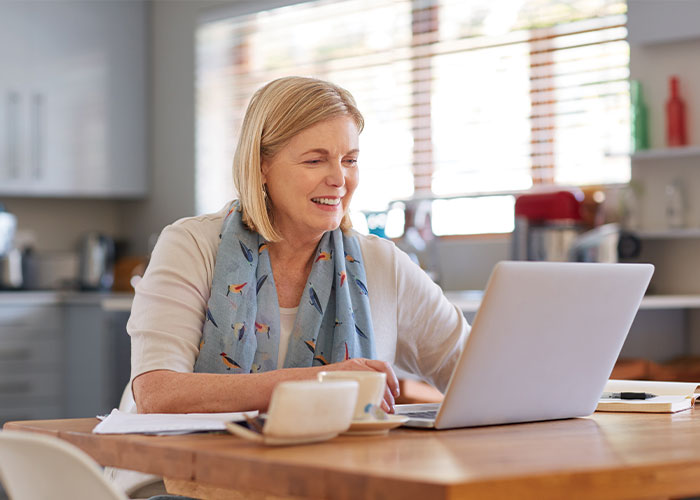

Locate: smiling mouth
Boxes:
[311,197,341,206]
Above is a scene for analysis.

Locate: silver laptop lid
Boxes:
[434,261,653,429]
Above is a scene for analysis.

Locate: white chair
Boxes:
[0,430,128,500]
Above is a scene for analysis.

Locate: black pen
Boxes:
[600,391,657,400]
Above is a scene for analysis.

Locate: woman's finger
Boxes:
[381,397,392,414]
[366,359,400,399]
[384,385,395,413]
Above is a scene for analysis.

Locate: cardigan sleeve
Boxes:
[392,244,470,392]
[128,217,219,381]
[356,233,469,393]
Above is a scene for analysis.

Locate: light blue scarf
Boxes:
[194,201,376,374]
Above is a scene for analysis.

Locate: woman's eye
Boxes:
[344,158,358,166]
[304,159,322,165]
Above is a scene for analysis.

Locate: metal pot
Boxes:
[78,232,115,290]
[512,218,582,262]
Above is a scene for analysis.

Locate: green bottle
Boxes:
[630,80,649,151]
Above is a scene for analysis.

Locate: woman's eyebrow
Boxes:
[300,148,360,155]
[300,148,329,155]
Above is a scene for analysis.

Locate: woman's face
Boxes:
[261,115,359,242]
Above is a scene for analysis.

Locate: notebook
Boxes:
[596,379,699,413]
[597,395,691,413]
[395,261,654,429]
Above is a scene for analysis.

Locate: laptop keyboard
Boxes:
[402,410,438,419]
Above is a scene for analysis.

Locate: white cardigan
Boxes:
[127,203,470,393]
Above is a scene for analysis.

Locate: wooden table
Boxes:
[5,411,700,500]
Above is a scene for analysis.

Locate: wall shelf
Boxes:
[631,146,700,161]
[635,228,700,240]
[639,295,700,310]
[445,291,700,313]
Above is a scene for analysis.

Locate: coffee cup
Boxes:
[317,371,386,421]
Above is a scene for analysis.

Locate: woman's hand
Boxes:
[322,358,400,413]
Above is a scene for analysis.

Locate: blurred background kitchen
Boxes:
[1,0,700,432]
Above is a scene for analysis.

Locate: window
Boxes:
[196,0,629,235]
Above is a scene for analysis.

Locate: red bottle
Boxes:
[666,76,687,147]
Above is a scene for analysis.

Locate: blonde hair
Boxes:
[233,76,365,242]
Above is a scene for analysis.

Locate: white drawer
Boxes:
[0,337,63,369]
[0,327,60,342]
[0,305,62,330]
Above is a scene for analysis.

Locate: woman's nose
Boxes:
[326,159,345,187]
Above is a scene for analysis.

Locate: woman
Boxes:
[129,76,469,415]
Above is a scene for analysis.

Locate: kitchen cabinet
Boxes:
[0,302,64,426]
[628,0,700,45]
[0,1,147,198]
[0,292,131,425]
[63,300,131,418]
[627,47,699,233]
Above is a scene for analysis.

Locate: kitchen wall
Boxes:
[96,0,700,292]
[118,0,199,256]
[119,0,318,256]
[118,0,514,278]
[3,0,699,286]
[3,198,122,253]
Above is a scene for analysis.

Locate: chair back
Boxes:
[0,430,127,500]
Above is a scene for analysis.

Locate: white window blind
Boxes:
[196,0,629,234]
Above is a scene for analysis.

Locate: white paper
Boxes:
[598,395,690,405]
[604,379,700,397]
[92,408,258,435]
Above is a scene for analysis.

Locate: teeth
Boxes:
[312,198,340,206]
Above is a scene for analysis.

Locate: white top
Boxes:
[127,203,470,393]
[278,306,297,368]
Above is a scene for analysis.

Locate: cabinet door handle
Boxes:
[5,91,21,179]
[0,381,31,394]
[0,347,32,361]
[31,92,44,180]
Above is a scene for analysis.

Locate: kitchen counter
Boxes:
[0,290,134,310]
[6,290,698,313]
[444,291,700,313]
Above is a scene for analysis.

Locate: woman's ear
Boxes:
[260,159,269,184]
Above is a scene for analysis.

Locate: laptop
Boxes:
[395,261,654,429]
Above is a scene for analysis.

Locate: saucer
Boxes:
[342,415,409,436]
[261,431,339,446]
[225,421,339,446]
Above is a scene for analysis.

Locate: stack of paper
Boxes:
[93,409,257,435]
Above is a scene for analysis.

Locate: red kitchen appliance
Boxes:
[511,190,584,261]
